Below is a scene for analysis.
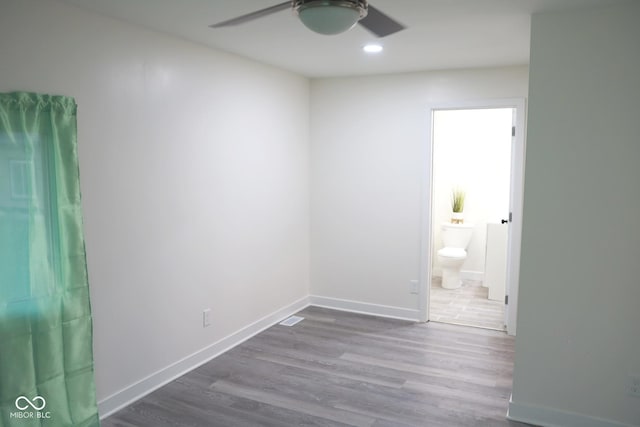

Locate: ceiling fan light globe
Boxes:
[296,1,366,35]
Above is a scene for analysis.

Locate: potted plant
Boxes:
[451,188,465,224]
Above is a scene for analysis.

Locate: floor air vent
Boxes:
[279,316,304,326]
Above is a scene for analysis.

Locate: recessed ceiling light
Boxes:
[363,43,383,54]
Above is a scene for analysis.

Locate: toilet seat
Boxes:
[437,247,466,259]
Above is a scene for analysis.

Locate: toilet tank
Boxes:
[441,223,474,249]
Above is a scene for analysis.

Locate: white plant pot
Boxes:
[451,211,464,224]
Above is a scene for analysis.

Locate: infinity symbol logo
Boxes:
[15,396,46,411]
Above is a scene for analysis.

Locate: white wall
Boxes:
[310,67,528,315]
[510,2,640,426]
[431,108,513,279]
[0,0,310,414]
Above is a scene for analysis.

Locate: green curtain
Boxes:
[0,92,99,426]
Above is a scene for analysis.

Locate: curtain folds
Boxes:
[0,92,99,426]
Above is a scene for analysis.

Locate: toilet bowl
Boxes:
[437,223,474,290]
[438,247,467,289]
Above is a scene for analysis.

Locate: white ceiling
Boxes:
[58,0,624,78]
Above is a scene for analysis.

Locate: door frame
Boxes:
[418,98,526,336]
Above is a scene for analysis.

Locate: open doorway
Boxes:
[419,100,526,335]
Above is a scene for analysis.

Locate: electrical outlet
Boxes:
[409,280,419,294]
[203,308,211,328]
[628,374,640,398]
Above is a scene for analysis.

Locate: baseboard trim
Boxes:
[98,295,310,419]
[309,295,420,322]
[431,270,484,282]
[508,397,636,427]
[461,270,484,281]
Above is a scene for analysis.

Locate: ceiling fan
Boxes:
[210,0,406,37]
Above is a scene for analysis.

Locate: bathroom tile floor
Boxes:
[430,277,506,331]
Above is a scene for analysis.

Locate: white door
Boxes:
[421,99,526,336]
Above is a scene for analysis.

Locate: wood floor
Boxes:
[430,278,506,331]
[103,306,531,427]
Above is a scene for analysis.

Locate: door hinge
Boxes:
[505,295,509,305]
[509,212,513,222]
[512,126,516,137]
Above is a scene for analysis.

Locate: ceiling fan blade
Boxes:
[210,1,291,28]
[358,4,406,37]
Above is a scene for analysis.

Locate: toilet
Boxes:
[437,223,474,289]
